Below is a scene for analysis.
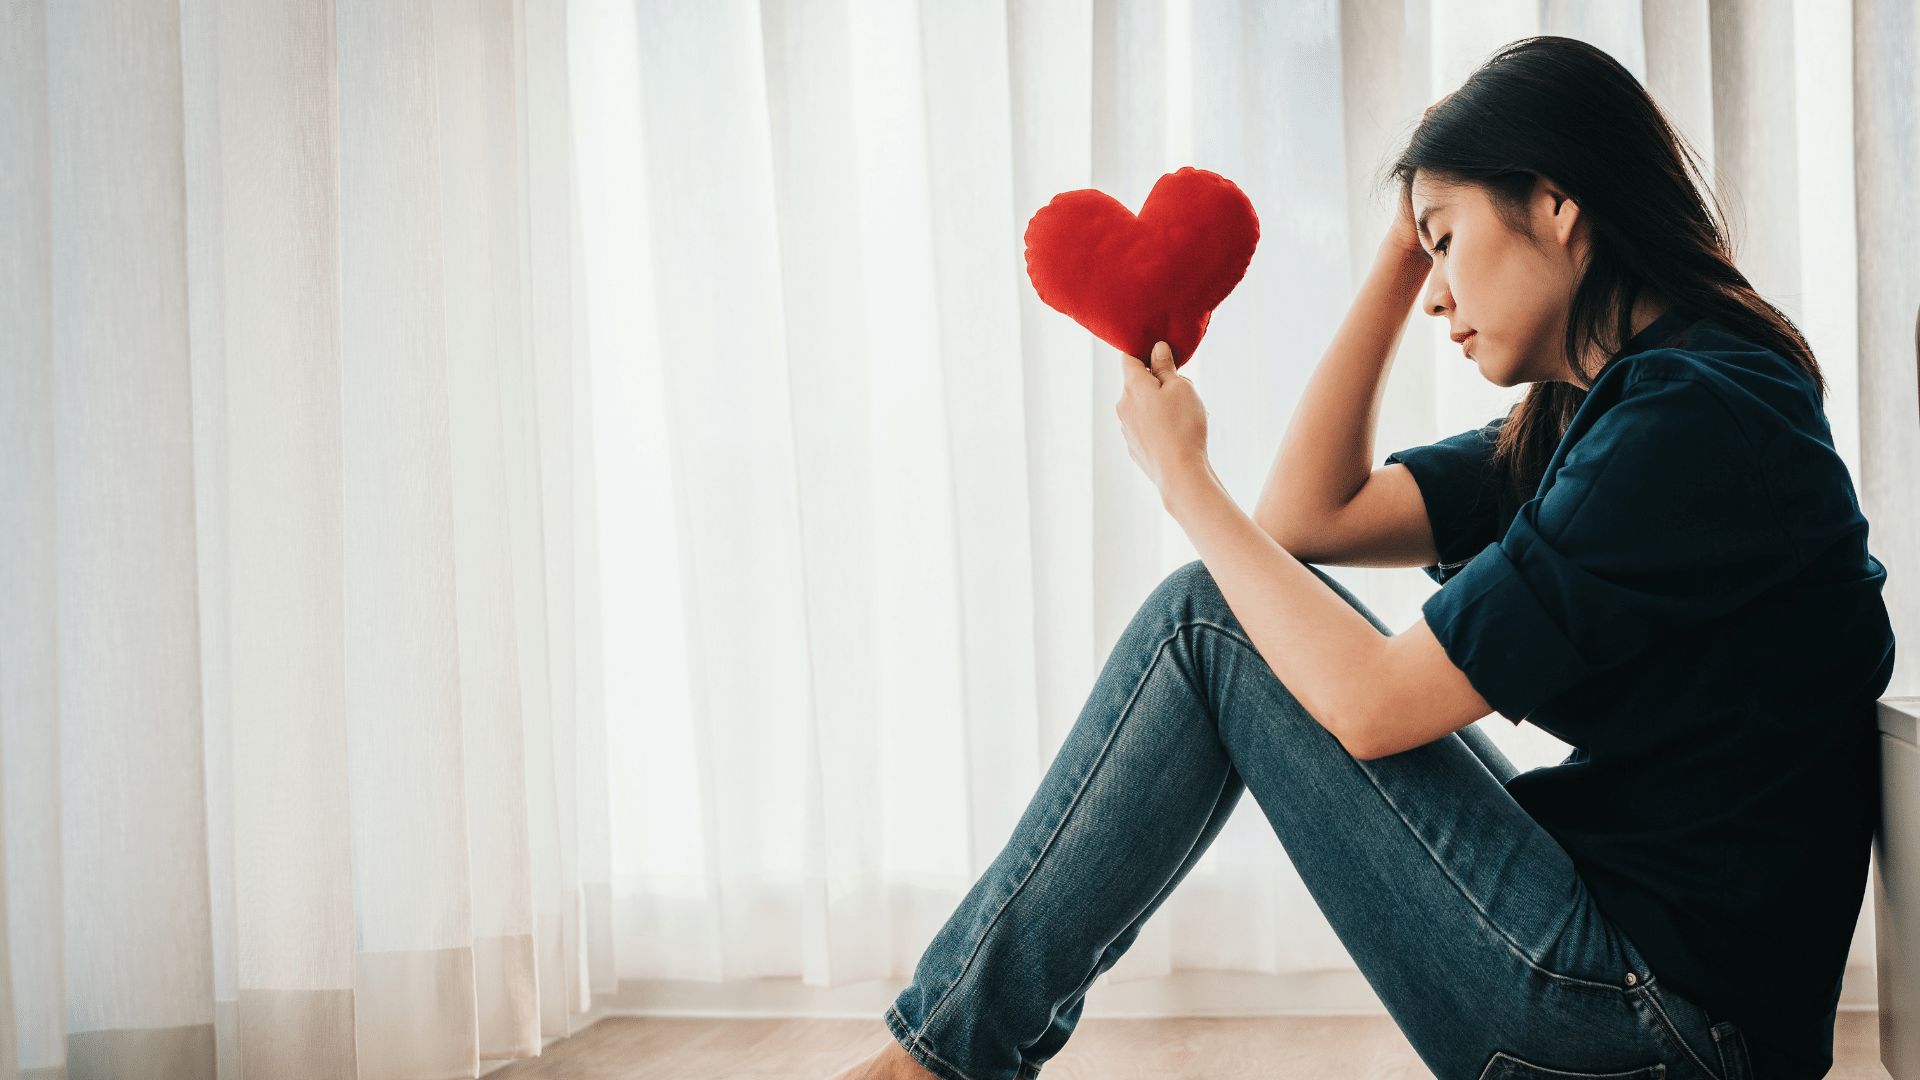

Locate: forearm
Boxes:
[1162,458,1394,746]
[1252,237,1431,542]
[1160,458,1491,756]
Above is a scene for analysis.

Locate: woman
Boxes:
[832,36,1891,1080]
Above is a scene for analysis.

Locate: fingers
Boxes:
[1149,341,1176,378]
[1120,342,1177,394]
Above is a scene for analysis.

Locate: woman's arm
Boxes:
[1251,209,1439,568]
[1165,450,1491,759]
[1117,345,1491,760]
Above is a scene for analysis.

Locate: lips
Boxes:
[1456,330,1476,356]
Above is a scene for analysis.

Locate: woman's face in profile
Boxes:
[1409,172,1588,388]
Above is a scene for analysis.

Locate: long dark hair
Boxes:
[1389,36,1823,502]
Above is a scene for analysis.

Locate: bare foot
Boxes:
[825,1038,941,1080]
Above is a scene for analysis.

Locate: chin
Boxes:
[1471,356,1521,388]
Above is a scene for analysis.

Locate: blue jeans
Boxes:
[886,560,1754,1080]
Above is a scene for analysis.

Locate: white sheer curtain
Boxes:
[0,0,1914,1077]
[588,0,1894,1016]
[1,0,611,1076]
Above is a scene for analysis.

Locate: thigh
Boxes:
[1152,560,1733,1080]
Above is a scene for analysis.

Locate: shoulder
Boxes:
[1572,322,1860,554]
[1585,322,1824,453]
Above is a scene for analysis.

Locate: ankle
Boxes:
[829,1038,939,1080]
[875,1038,940,1080]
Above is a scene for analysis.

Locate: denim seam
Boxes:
[887,1005,984,1080]
[1018,720,1241,1069]
[901,626,1191,1068]
[1709,1023,1749,1080]
[1476,1051,1667,1080]
[1636,984,1721,1080]
[1060,748,1228,969]
[1353,745,1628,996]
[1167,616,1248,707]
[1184,620,1629,999]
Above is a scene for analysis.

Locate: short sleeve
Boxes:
[1385,416,1512,584]
[1421,377,1801,721]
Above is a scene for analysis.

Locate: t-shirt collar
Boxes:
[1612,303,1699,362]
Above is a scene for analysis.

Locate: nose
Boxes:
[1422,266,1452,318]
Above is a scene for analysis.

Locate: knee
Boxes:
[1162,558,1212,593]
[1151,559,1228,619]
[1150,559,1350,630]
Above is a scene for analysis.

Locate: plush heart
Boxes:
[1023,167,1259,368]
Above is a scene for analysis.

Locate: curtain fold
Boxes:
[1,0,60,1074]
[47,2,217,1076]
[0,1,1910,1077]
[1855,0,1920,699]
[210,0,356,1069]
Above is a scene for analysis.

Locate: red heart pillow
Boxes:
[1023,167,1259,368]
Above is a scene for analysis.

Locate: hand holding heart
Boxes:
[1117,341,1210,499]
[1024,166,1256,498]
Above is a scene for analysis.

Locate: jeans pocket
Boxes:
[1709,1022,1751,1080]
[1478,1051,1668,1080]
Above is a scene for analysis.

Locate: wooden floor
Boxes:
[486,1011,1891,1079]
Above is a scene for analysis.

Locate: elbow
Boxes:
[1325,708,1395,761]
[1253,508,1295,547]
[1255,512,1322,561]
[1338,732,1395,762]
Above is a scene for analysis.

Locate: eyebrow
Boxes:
[1415,206,1439,240]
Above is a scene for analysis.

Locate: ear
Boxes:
[1532,175,1583,250]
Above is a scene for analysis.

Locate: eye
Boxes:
[1434,234,1452,255]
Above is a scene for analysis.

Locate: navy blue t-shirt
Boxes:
[1385,307,1894,1080]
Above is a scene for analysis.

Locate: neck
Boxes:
[1625,292,1672,341]
[1570,293,1671,382]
